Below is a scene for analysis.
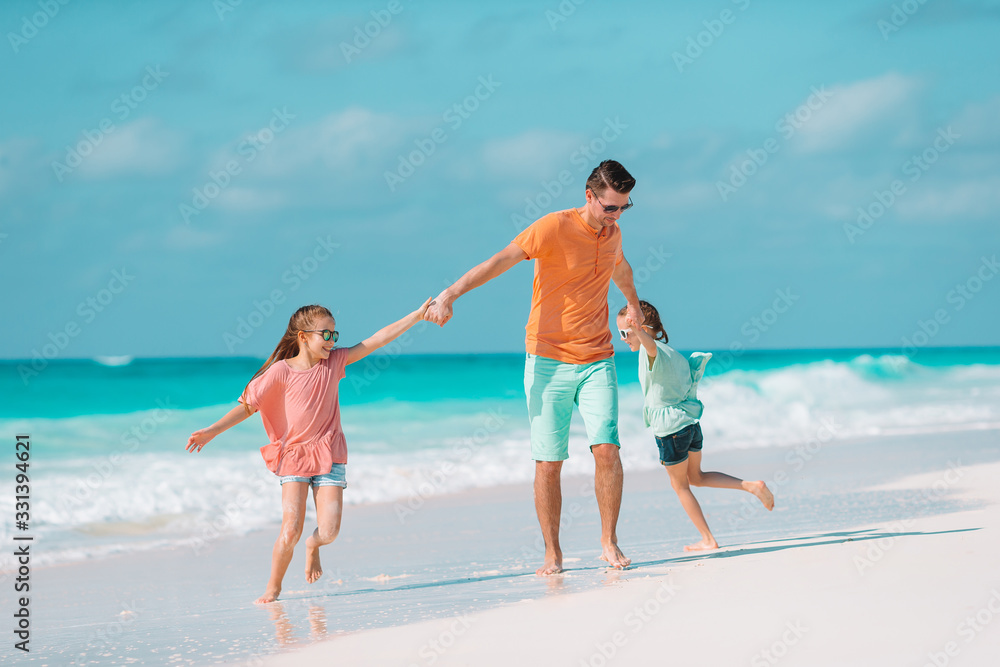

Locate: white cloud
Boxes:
[222,106,412,180]
[76,118,185,179]
[895,177,1000,221]
[480,129,584,181]
[952,95,1000,145]
[215,187,286,211]
[792,72,922,153]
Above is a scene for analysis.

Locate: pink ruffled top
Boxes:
[240,348,349,477]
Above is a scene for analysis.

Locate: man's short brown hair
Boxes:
[586,160,635,195]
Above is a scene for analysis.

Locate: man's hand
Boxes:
[627,301,645,329]
[425,292,454,327]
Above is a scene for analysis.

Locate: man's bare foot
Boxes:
[536,550,563,576]
[255,587,281,604]
[599,543,631,570]
[684,538,719,551]
[745,480,775,510]
[305,543,323,584]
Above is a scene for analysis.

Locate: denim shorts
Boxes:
[655,423,703,466]
[279,463,347,488]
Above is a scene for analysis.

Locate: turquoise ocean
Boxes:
[2,346,999,568]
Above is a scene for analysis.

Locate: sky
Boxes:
[2,0,999,360]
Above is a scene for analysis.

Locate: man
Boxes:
[425,160,644,574]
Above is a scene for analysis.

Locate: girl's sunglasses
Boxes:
[302,329,339,342]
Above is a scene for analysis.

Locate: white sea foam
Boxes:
[4,354,998,568]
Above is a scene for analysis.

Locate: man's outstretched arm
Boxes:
[426,243,528,326]
[613,256,645,326]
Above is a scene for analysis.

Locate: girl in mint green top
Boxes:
[617,301,774,552]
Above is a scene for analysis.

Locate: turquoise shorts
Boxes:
[524,353,620,461]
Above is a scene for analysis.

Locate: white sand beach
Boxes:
[263,437,1000,666]
[17,429,1000,665]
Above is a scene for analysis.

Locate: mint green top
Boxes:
[638,341,712,437]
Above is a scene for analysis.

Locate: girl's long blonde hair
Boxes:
[241,305,333,415]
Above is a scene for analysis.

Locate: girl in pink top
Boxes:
[186,300,430,604]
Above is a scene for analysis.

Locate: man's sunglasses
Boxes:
[302,329,339,342]
[590,189,634,214]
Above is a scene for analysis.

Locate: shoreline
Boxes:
[16,429,1000,665]
[264,451,1000,666]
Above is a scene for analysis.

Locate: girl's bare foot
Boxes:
[745,480,775,510]
[684,538,719,551]
[255,587,281,604]
[305,543,323,584]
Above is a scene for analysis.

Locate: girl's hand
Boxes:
[186,428,215,453]
[626,315,642,334]
[416,296,434,321]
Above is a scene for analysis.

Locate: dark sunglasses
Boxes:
[590,189,634,214]
[302,329,339,342]
[619,329,630,338]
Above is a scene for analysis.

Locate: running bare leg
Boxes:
[304,485,343,584]
[257,482,309,604]
[534,460,564,575]
[593,443,630,569]
[665,458,718,551]
[687,451,774,510]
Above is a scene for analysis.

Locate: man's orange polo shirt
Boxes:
[512,208,624,365]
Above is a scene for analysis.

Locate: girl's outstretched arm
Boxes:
[186,403,256,453]
[347,297,432,365]
[628,315,658,368]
